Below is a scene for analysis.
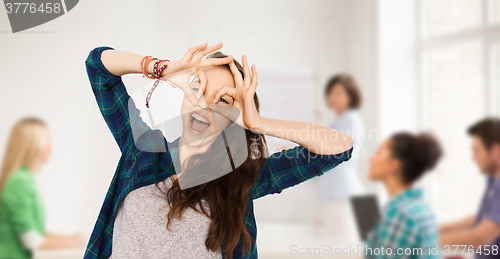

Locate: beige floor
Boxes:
[35,249,359,259]
[259,253,359,259]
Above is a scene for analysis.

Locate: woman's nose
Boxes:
[195,95,207,109]
[191,93,208,110]
[198,92,215,110]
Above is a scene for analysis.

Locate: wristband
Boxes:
[142,56,158,79]
[140,56,152,77]
[154,59,170,79]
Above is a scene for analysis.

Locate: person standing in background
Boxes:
[0,117,83,259]
[316,74,365,238]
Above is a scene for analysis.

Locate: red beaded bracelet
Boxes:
[157,61,168,78]
[153,59,169,79]
[153,60,160,78]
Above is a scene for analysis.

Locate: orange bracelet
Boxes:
[144,57,158,79]
[141,56,158,79]
[140,56,151,76]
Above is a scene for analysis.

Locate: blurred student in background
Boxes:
[317,74,364,238]
[0,117,83,259]
[365,132,443,259]
[439,117,500,259]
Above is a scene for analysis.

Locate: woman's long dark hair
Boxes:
[159,52,267,259]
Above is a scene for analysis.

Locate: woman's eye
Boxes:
[190,77,201,87]
[189,75,199,84]
[219,97,229,104]
[192,88,199,92]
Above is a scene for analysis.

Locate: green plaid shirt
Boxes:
[84,46,353,259]
[365,188,441,259]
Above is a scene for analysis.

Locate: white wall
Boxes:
[377,0,419,135]
[343,0,379,195]
[375,0,420,203]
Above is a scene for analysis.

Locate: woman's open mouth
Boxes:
[189,111,211,134]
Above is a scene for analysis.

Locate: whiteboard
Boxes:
[254,67,317,153]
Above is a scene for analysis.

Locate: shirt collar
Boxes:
[19,165,31,174]
[487,174,500,189]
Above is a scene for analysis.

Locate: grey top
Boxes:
[110,175,222,259]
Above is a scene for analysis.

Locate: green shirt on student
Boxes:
[0,166,46,259]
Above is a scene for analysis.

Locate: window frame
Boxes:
[417,0,500,220]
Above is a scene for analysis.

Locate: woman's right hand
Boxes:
[162,43,233,105]
[177,42,233,72]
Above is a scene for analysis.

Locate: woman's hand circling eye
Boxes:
[210,55,261,130]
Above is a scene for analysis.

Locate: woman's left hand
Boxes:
[209,55,262,130]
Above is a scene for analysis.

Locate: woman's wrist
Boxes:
[144,59,183,78]
[160,60,183,77]
[248,115,267,135]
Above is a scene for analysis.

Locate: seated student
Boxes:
[439,117,500,259]
[365,132,443,259]
[0,117,84,259]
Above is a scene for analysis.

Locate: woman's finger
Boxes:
[176,74,199,105]
[200,55,233,69]
[213,86,236,104]
[197,70,208,99]
[187,43,208,56]
[250,64,258,92]
[183,86,199,105]
[200,42,223,56]
[228,61,244,86]
[241,55,251,83]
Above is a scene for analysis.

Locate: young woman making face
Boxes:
[84,43,354,259]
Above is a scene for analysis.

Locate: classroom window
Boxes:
[420,0,500,222]
[424,0,483,38]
